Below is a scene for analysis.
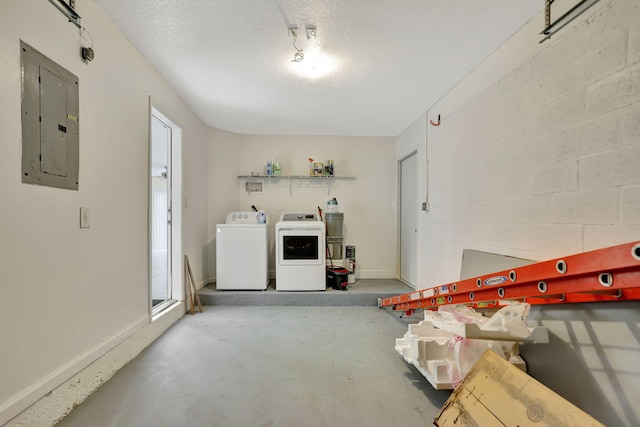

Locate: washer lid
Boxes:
[280,212,318,221]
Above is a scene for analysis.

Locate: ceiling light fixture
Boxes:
[305,26,317,40]
[288,47,338,80]
[288,25,318,63]
[286,24,336,78]
[289,27,304,62]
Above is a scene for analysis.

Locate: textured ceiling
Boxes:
[94,0,543,137]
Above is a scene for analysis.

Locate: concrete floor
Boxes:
[56,305,451,427]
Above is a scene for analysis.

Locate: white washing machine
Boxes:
[216,211,269,290]
[275,212,326,291]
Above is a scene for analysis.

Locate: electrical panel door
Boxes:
[21,41,79,190]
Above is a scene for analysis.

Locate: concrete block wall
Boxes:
[411,0,640,424]
[422,0,640,272]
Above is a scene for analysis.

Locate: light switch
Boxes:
[80,207,90,228]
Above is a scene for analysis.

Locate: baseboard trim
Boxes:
[2,303,184,426]
[356,270,397,279]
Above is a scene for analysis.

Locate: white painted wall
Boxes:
[206,133,397,280]
[396,113,426,161]
[404,0,640,424]
[0,0,208,424]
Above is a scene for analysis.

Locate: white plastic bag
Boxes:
[437,303,532,386]
[438,304,488,325]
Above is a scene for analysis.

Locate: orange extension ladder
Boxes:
[378,241,640,314]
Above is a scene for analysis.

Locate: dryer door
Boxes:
[277,226,324,266]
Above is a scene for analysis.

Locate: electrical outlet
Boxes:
[80,207,90,228]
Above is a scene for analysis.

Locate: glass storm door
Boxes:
[151,115,172,307]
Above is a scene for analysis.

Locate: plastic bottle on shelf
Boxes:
[266,159,273,176]
[273,158,282,176]
[327,197,338,213]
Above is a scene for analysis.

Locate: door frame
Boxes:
[149,103,183,318]
[397,150,418,289]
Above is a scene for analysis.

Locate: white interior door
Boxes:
[400,152,418,288]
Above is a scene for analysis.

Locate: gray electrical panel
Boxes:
[21,41,79,190]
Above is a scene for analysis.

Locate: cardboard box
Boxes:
[434,349,604,427]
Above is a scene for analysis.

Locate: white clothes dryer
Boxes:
[216,211,269,290]
[275,212,326,291]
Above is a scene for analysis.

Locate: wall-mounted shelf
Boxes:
[239,175,356,195]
